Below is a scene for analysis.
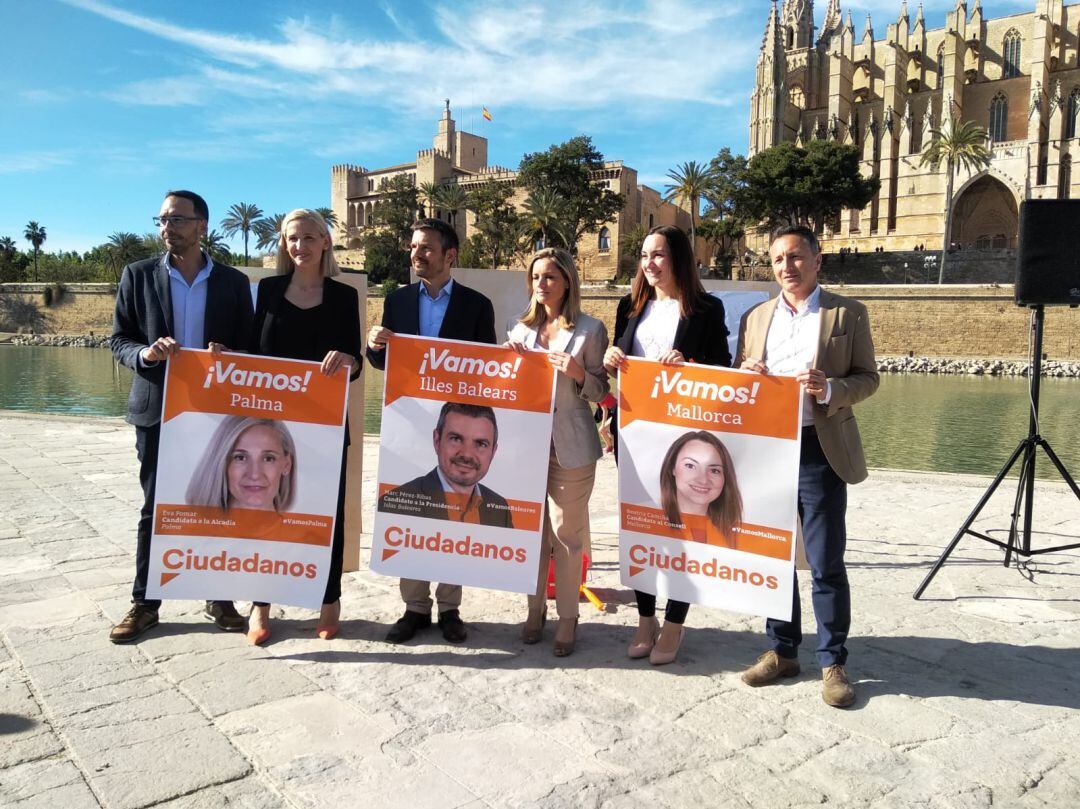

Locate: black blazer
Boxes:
[378,468,513,528]
[614,292,732,368]
[249,272,363,382]
[111,255,253,428]
[365,279,497,370]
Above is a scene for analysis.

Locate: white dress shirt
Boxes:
[166,251,213,348]
[764,285,831,426]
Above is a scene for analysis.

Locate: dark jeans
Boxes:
[766,427,850,668]
[635,592,690,624]
[132,424,162,609]
[256,447,346,607]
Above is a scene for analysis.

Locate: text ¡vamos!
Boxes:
[418,347,522,380]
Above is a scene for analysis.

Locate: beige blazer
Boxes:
[507,313,610,470]
[736,288,879,484]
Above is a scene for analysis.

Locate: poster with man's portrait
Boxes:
[617,357,802,620]
[371,335,556,593]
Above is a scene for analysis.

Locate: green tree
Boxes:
[361,174,420,283]
[516,136,625,255]
[220,202,263,267]
[0,236,27,283]
[520,188,572,250]
[697,218,745,278]
[418,182,441,217]
[201,229,231,263]
[104,232,147,282]
[23,221,46,281]
[664,160,716,246]
[141,232,166,255]
[920,117,992,284]
[315,207,338,229]
[700,148,751,278]
[253,213,285,253]
[464,180,523,269]
[435,183,468,230]
[741,141,878,234]
[618,223,649,281]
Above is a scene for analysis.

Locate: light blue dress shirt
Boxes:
[418,277,454,338]
[167,252,213,348]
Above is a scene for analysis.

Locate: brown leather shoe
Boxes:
[741,650,801,686]
[822,664,856,708]
[203,600,245,632]
[109,604,159,644]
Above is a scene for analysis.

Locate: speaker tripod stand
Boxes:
[914,305,1080,599]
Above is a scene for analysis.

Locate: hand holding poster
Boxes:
[147,349,349,608]
[371,335,556,593]
[618,358,802,620]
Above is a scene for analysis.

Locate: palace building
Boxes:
[330,102,691,281]
[749,0,1080,252]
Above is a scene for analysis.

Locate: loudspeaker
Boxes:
[1016,199,1080,307]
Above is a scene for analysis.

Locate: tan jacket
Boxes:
[736,288,879,484]
[507,313,610,470]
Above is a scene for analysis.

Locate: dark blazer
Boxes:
[378,468,514,528]
[614,292,732,368]
[365,279,497,370]
[249,272,363,382]
[111,255,253,428]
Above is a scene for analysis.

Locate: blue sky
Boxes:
[1,0,1028,254]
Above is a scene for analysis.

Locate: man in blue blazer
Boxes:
[109,190,254,643]
[366,218,496,644]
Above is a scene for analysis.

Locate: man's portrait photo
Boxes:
[379,402,514,528]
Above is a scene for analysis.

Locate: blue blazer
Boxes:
[111,255,254,427]
[365,279,496,370]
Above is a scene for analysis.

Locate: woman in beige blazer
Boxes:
[507,247,609,657]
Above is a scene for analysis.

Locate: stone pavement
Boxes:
[1,412,1078,809]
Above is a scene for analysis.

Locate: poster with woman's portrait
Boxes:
[147,349,348,608]
[617,357,802,619]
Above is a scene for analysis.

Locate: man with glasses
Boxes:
[109,190,254,643]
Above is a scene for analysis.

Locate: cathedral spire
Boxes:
[864,12,874,40]
[899,0,909,22]
[915,3,925,24]
[818,0,842,46]
[762,0,783,52]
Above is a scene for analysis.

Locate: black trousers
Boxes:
[132,424,161,608]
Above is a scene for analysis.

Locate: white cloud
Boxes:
[1,151,73,173]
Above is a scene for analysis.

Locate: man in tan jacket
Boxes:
[736,224,879,708]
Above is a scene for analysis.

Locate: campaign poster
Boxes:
[371,335,556,594]
[147,349,349,608]
[618,357,801,620]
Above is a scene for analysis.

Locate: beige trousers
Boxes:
[400,579,462,615]
[527,450,597,620]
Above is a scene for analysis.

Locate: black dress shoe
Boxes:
[438,609,467,643]
[109,604,159,644]
[385,610,432,643]
[203,601,245,632]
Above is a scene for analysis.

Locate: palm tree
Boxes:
[201,229,230,263]
[104,232,145,282]
[23,221,46,281]
[663,161,716,247]
[141,232,166,255]
[315,207,338,229]
[920,118,992,283]
[521,189,572,249]
[0,236,15,260]
[220,202,262,267]
[418,182,441,218]
[253,213,285,253]
[437,183,469,230]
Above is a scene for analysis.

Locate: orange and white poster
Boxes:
[371,335,556,593]
[147,349,349,608]
[618,357,801,620]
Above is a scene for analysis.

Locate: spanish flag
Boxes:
[482,107,493,122]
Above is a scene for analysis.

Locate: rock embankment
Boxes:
[8,336,1080,378]
[877,356,1080,377]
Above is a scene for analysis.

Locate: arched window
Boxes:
[1060,154,1072,199]
[789,84,805,109]
[1002,29,1022,78]
[598,227,611,252]
[1067,88,1080,140]
[937,44,945,84]
[989,93,1008,142]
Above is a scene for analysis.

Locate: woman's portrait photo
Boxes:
[659,430,743,547]
[185,416,298,513]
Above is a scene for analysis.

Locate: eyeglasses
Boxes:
[153,215,203,227]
